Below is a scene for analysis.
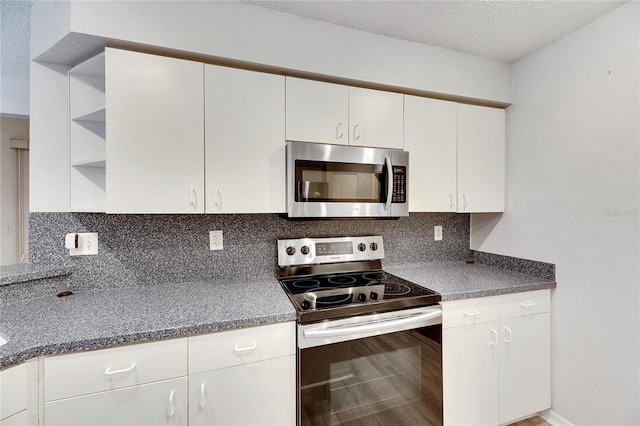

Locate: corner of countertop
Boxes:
[0,264,73,287]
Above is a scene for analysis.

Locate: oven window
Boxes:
[299,326,442,425]
[295,160,387,203]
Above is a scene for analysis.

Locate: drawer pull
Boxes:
[168,390,175,417]
[520,301,535,307]
[234,342,257,353]
[463,310,480,317]
[104,363,136,376]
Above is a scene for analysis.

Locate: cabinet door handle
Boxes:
[449,193,455,209]
[336,122,344,140]
[463,310,479,317]
[234,342,257,353]
[168,390,175,417]
[490,329,498,346]
[504,326,513,343]
[520,301,535,308]
[104,363,136,375]
[353,124,360,141]
[462,194,468,209]
[190,187,197,208]
[199,383,207,409]
[213,188,221,211]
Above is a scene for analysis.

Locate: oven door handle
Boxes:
[303,310,442,339]
[384,156,393,211]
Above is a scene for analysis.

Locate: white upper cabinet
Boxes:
[405,99,505,213]
[205,65,285,214]
[457,104,506,212]
[105,48,205,214]
[286,78,349,145]
[404,96,458,212]
[285,77,403,149]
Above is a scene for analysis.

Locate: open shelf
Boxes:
[72,106,106,123]
[72,158,106,168]
[70,52,105,78]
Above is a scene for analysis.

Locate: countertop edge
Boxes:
[0,264,73,287]
[0,311,297,370]
[440,281,557,302]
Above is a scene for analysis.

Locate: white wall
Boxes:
[35,1,512,104]
[0,116,29,265]
[0,81,29,117]
[470,2,639,424]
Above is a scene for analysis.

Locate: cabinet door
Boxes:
[404,95,458,212]
[499,313,551,424]
[349,87,404,149]
[285,77,349,145]
[189,355,296,426]
[443,322,499,426]
[205,66,285,213]
[0,363,27,421]
[106,48,205,213]
[457,104,505,212]
[44,377,187,426]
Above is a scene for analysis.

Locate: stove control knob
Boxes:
[370,291,378,301]
[370,242,378,251]
[357,243,366,252]
[301,300,311,310]
[286,246,296,256]
[358,293,366,302]
[301,245,310,255]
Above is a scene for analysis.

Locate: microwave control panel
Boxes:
[392,166,407,203]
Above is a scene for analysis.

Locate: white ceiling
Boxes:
[239,0,628,62]
[0,0,629,90]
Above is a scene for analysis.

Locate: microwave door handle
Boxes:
[384,156,393,210]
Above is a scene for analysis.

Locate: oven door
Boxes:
[298,306,442,425]
[286,141,408,218]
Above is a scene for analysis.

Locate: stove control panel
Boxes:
[277,235,385,267]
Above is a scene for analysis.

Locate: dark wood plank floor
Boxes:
[508,415,550,426]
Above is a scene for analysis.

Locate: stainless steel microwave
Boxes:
[286,141,409,218]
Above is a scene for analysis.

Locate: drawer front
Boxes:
[442,297,501,329]
[44,338,187,401]
[0,410,28,426]
[189,322,296,374]
[500,289,550,319]
[44,377,187,426]
[0,363,27,421]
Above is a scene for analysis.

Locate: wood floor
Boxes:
[508,415,550,426]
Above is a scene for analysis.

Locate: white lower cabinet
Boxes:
[442,290,550,426]
[0,363,28,425]
[42,338,188,426]
[188,322,296,426]
[44,377,188,426]
[189,356,295,425]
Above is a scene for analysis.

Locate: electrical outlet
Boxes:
[4,223,12,235]
[434,225,443,241]
[210,230,223,250]
[66,232,98,256]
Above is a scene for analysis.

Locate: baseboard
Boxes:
[539,409,575,426]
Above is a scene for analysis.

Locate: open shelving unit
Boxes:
[69,52,106,212]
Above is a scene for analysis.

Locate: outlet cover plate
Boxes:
[209,230,223,250]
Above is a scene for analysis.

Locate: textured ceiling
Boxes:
[0,0,629,89]
[0,0,32,82]
[239,0,627,63]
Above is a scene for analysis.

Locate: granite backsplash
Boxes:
[29,212,472,293]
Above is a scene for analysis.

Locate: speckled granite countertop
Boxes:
[386,261,556,301]
[0,264,73,286]
[0,261,556,370]
[0,279,296,370]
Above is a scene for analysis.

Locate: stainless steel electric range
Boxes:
[277,235,443,426]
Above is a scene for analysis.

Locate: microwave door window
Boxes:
[295,160,384,203]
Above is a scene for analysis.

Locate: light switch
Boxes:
[434,226,443,241]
